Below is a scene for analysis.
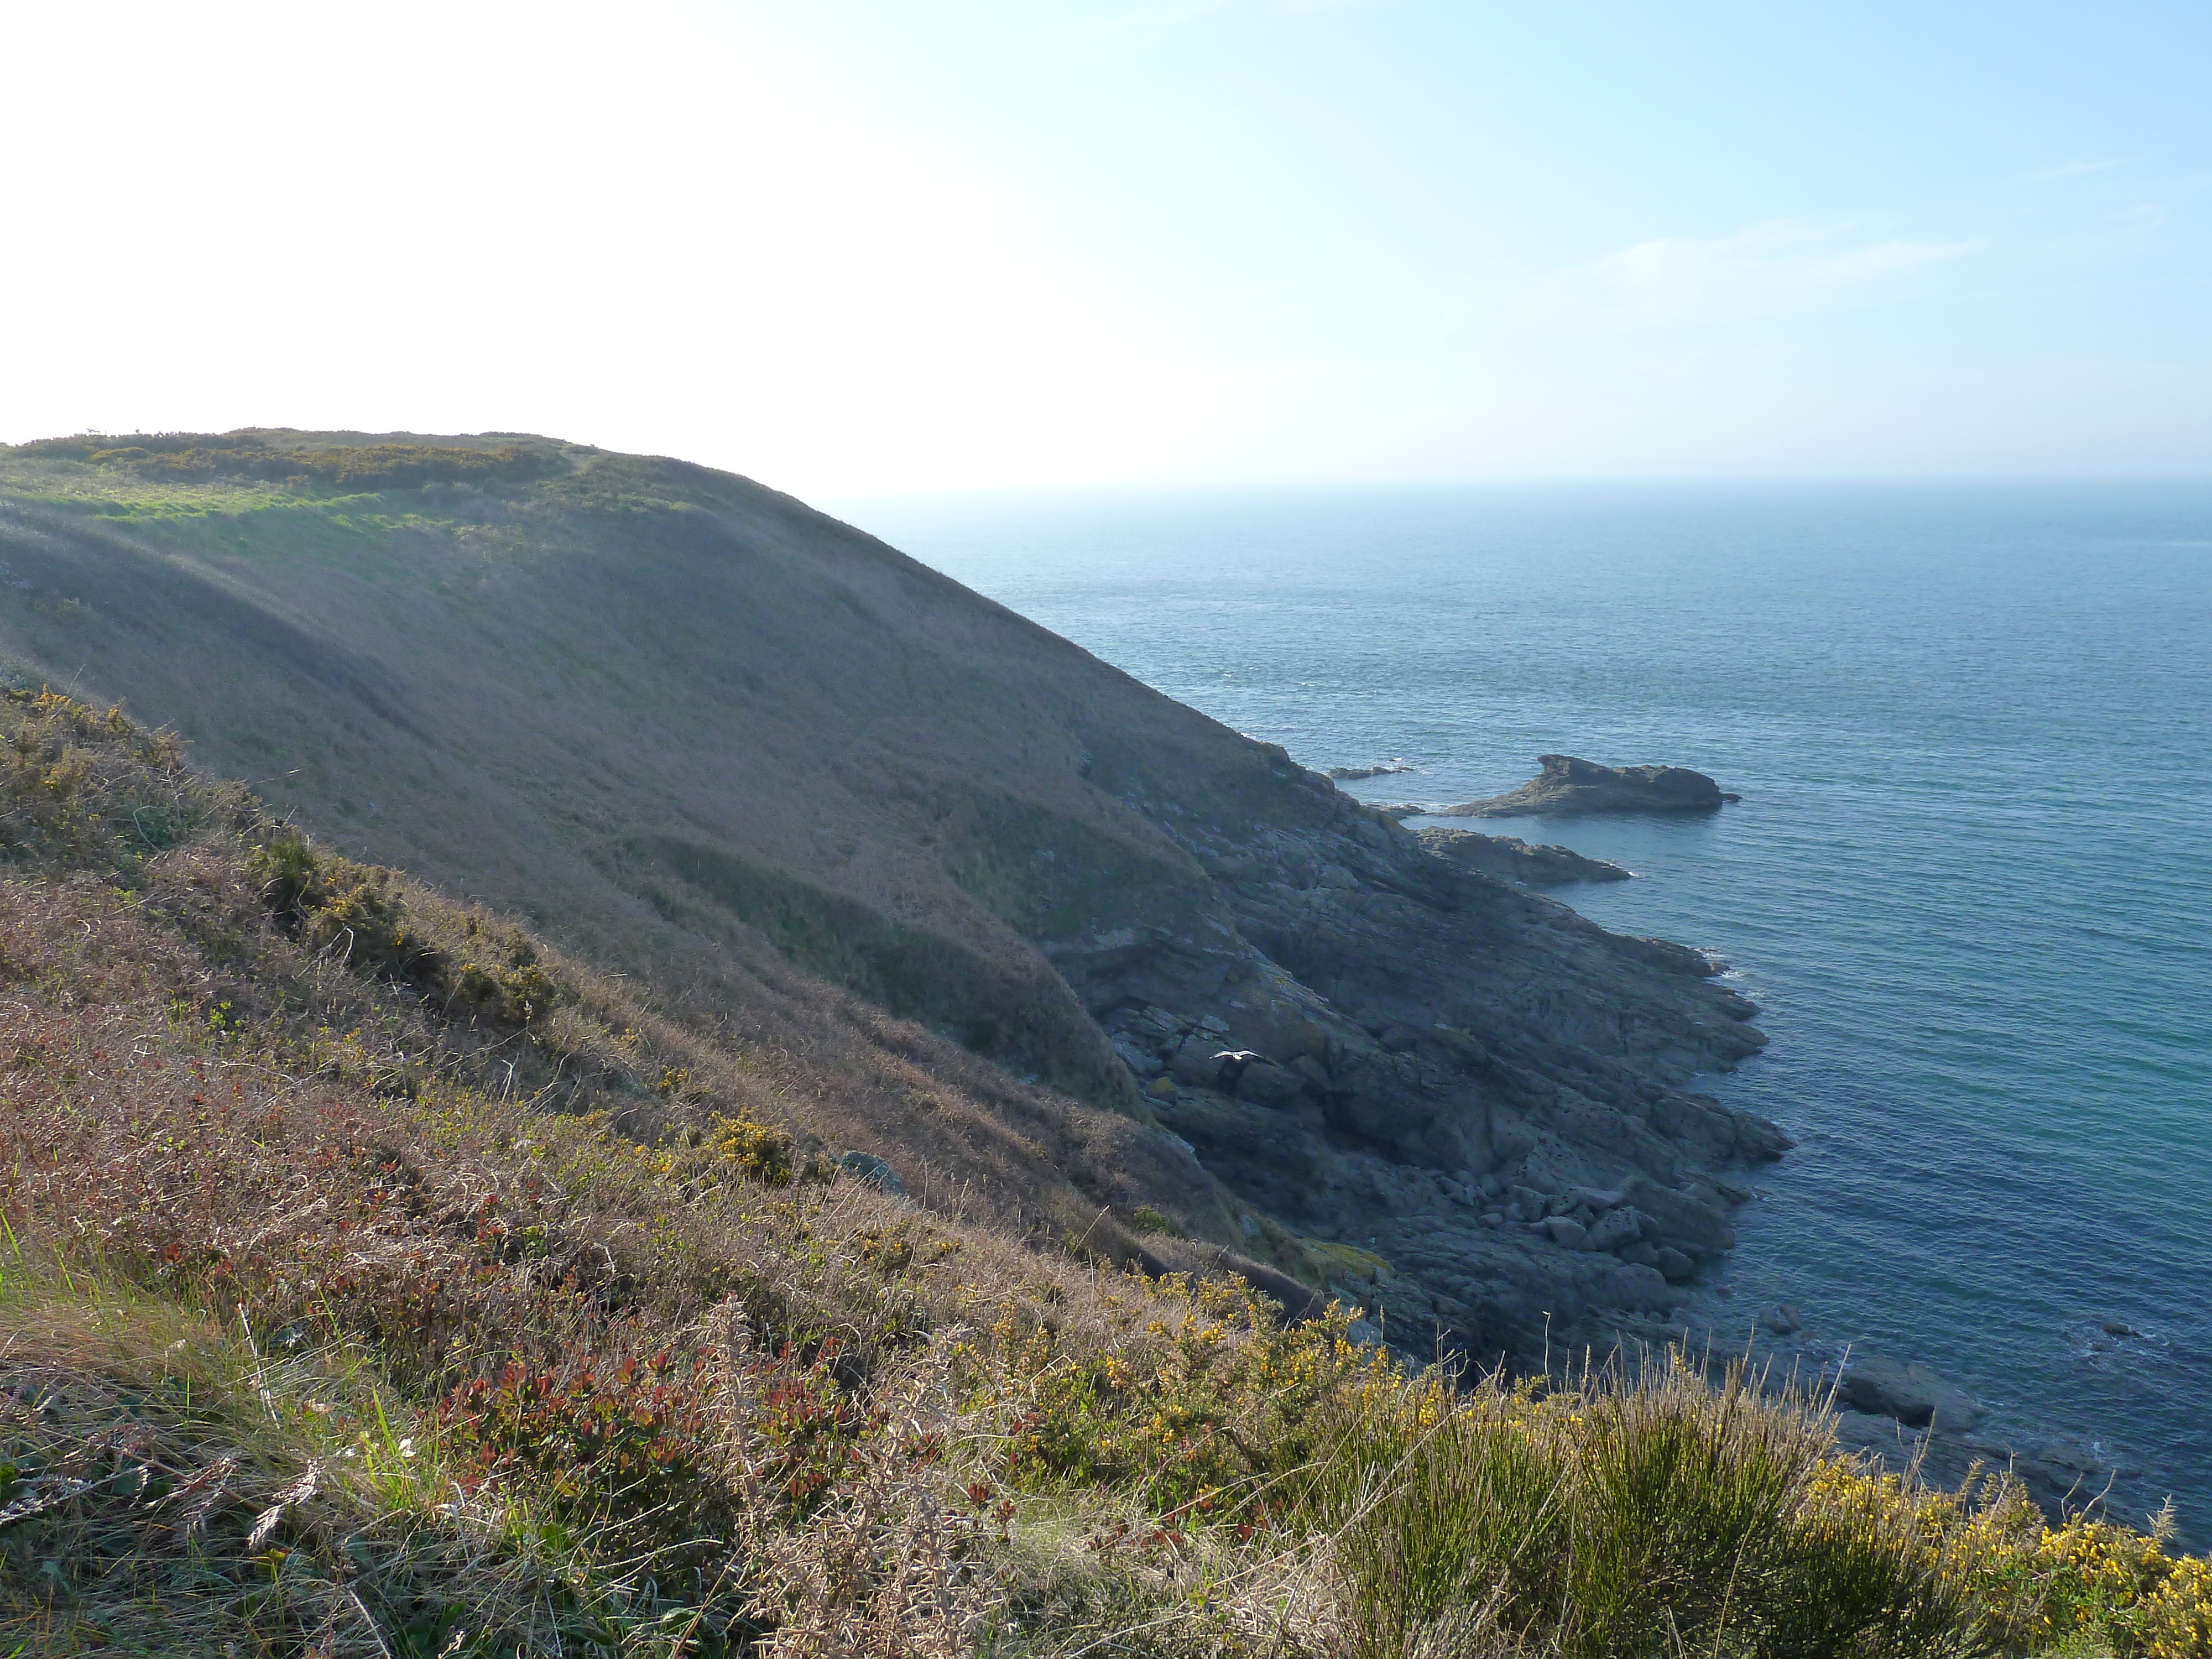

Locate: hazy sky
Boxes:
[6,2,2208,495]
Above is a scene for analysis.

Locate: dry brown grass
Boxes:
[6,692,2209,1659]
[0,690,1340,1651]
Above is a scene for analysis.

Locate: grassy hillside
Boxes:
[3,687,2208,1655]
[0,431,1308,1286]
[0,428,1267,1110]
[0,431,1808,1372]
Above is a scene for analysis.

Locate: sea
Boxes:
[837,482,2212,1538]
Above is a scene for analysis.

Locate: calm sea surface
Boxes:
[839,483,2212,1535]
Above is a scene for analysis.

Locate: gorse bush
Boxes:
[1,685,205,868]
[976,1272,1389,1516]
[1295,1361,1977,1658]
[2,690,2208,1657]
[251,831,427,976]
[665,1113,825,1192]
[252,830,559,1025]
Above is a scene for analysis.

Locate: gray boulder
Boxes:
[838,1151,906,1196]
[1760,1304,1804,1336]
[1584,1208,1643,1253]
[1168,1034,1235,1087]
[1110,1033,1164,1077]
[1568,1185,1629,1211]
[1622,1176,1736,1255]
[1837,1355,1983,1431]
[1540,1215,1590,1249]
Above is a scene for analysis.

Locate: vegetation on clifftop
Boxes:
[3,693,2209,1655]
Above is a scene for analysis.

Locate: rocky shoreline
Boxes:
[1054,750,1789,1369]
[1415,824,1632,886]
[1080,754,2150,1526]
[1,431,1787,1383]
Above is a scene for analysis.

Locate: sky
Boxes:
[3,1,2208,496]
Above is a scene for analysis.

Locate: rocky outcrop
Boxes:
[1051,765,1788,1366]
[837,1151,907,1196]
[1439,754,1739,818]
[1326,761,1416,781]
[1417,825,1631,886]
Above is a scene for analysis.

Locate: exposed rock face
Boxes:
[1439,754,1738,818]
[1061,779,1787,1362]
[1417,825,1631,886]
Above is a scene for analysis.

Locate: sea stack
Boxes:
[1439,754,1739,818]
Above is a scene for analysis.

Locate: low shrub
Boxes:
[8,432,561,492]
[250,831,562,1027]
[1,686,205,869]
[437,1344,738,1556]
[667,1113,819,1191]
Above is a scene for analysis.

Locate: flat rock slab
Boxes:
[1438,754,1737,818]
[1416,825,1631,886]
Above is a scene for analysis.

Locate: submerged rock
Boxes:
[1438,754,1738,818]
[1838,1354,1984,1431]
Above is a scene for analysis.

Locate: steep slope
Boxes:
[0,431,1781,1358]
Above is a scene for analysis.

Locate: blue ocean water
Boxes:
[840,483,2212,1536]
